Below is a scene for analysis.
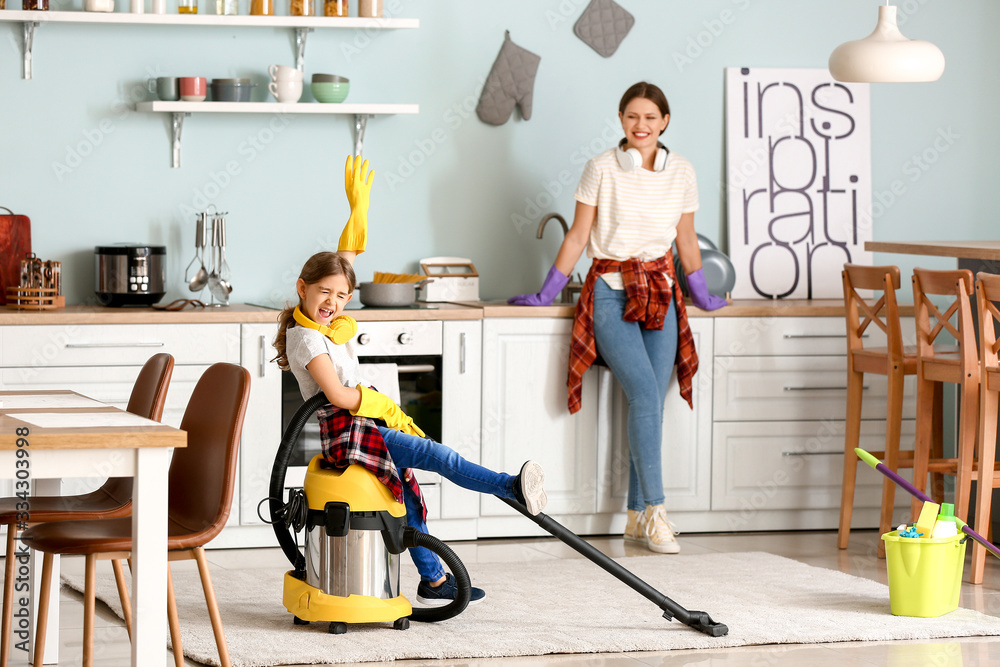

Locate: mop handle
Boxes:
[855,447,1000,560]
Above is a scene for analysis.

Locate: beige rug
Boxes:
[62,551,1000,666]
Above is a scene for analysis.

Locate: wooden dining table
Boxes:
[0,390,185,666]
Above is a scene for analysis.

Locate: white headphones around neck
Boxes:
[616,139,669,172]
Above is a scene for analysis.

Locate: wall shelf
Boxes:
[0,11,418,78]
[135,101,419,167]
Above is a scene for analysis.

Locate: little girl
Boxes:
[274,156,547,607]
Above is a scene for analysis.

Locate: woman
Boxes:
[509,82,726,553]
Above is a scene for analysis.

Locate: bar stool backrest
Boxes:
[842,263,905,362]
[977,272,1000,371]
[911,268,976,363]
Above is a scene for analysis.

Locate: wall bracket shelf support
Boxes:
[295,27,313,72]
[353,114,370,156]
[22,21,38,80]
[171,112,190,169]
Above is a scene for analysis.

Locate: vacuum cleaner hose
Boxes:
[404,527,471,622]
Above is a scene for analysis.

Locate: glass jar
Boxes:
[250,0,273,15]
[216,0,238,14]
[24,0,49,10]
[323,0,347,17]
[358,0,382,18]
[178,0,198,13]
[290,0,314,16]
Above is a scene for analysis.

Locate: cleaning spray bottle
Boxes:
[931,502,960,539]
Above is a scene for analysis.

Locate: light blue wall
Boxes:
[2,0,997,305]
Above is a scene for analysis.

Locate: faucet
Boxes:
[536,212,582,304]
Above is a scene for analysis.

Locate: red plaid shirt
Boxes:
[567,252,698,414]
[317,404,427,522]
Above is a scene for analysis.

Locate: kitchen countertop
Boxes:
[0,302,483,325]
[866,240,1000,261]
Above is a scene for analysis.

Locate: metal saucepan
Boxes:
[357,281,427,308]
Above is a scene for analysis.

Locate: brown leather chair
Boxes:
[911,268,980,523]
[21,362,250,667]
[838,264,927,557]
[0,352,173,667]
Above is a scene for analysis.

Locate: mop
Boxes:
[854,447,1000,560]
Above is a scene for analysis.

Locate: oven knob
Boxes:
[397,333,412,345]
[357,333,371,345]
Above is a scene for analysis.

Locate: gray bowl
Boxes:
[210,79,257,102]
[311,73,349,83]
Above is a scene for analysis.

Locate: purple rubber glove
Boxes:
[508,265,569,306]
[686,268,728,311]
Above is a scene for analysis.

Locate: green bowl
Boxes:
[312,81,349,103]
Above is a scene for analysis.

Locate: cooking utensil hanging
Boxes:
[187,211,210,292]
[206,212,231,306]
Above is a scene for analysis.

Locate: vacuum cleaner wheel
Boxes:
[293,616,310,626]
[329,622,348,635]
[393,617,410,631]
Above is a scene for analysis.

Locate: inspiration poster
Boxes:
[725,68,872,299]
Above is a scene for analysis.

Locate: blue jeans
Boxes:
[592,279,678,512]
[378,426,517,581]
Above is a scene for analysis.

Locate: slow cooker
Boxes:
[94,244,166,307]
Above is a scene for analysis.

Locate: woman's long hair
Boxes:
[272,252,356,370]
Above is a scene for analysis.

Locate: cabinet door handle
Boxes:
[782,385,868,391]
[782,451,842,456]
[782,333,867,339]
[459,332,466,375]
[65,342,165,348]
[259,334,266,377]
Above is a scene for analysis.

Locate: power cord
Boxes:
[257,488,309,533]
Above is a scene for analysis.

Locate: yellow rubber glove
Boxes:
[338,155,375,254]
[351,385,425,437]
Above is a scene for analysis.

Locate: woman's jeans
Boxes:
[378,426,516,581]
[592,278,678,512]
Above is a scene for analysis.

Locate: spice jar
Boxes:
[290,0,315,16]
[323,0,347,17]
[251,0,274,15]
[216,0,238,14]
[358,0,382,18]
[178,0,198,13]
[24,0,49,10]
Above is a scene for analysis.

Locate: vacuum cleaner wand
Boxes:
[855,447,1000,560]
[497,497,728,637]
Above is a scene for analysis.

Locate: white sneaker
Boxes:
[624,508,645,542]
[643,504,680,554]
[516,461,547,515]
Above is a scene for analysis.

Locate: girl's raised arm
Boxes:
[337,154,375,267]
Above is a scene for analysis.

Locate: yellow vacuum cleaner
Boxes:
[267,393,471,634]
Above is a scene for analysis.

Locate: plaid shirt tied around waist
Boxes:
[317,404,427,522]
[567,252,698,414]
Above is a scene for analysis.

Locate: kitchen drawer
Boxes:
[711,419,916,512]
[712,355,916,422]
[714,316,914,357]
[0,324,240,368]
[354,321,442,357]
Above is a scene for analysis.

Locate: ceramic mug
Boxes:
[179,76,207,102]
[147,76,180,101]
[268,79,303,103]
[268,65,303,82]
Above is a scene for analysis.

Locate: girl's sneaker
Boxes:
[416,573,485,607]
[643,504,680,554]
[624,508,645,542]
[512,460,547,515]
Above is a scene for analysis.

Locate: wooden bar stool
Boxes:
[839,264,921,556]
[971,272,1000,584]
[911,267,979,524]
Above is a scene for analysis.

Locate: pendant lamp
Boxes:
[829,4,945,82]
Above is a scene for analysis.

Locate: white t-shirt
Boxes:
[286,325,368,401]
[574,147,699,289]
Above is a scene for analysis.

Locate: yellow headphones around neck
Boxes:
[293,306,357,345]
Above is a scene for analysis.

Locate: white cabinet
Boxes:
[237,323,282,529]
[479,318,598,535]
[598,317,714,514]
[711,316,915,530]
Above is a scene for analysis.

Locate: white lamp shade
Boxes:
[829,5,945,83]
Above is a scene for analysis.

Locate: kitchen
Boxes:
[2,1,999,665]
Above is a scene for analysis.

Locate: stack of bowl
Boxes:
[311,74,350,103]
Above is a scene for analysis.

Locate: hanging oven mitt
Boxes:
[573,0,635,58]
[293,305,357,345]
[338,154,374,254]
[476,31,541,126]
[351,385,425,437]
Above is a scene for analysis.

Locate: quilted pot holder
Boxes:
[476,30,542,126]
[574,0,635,58]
